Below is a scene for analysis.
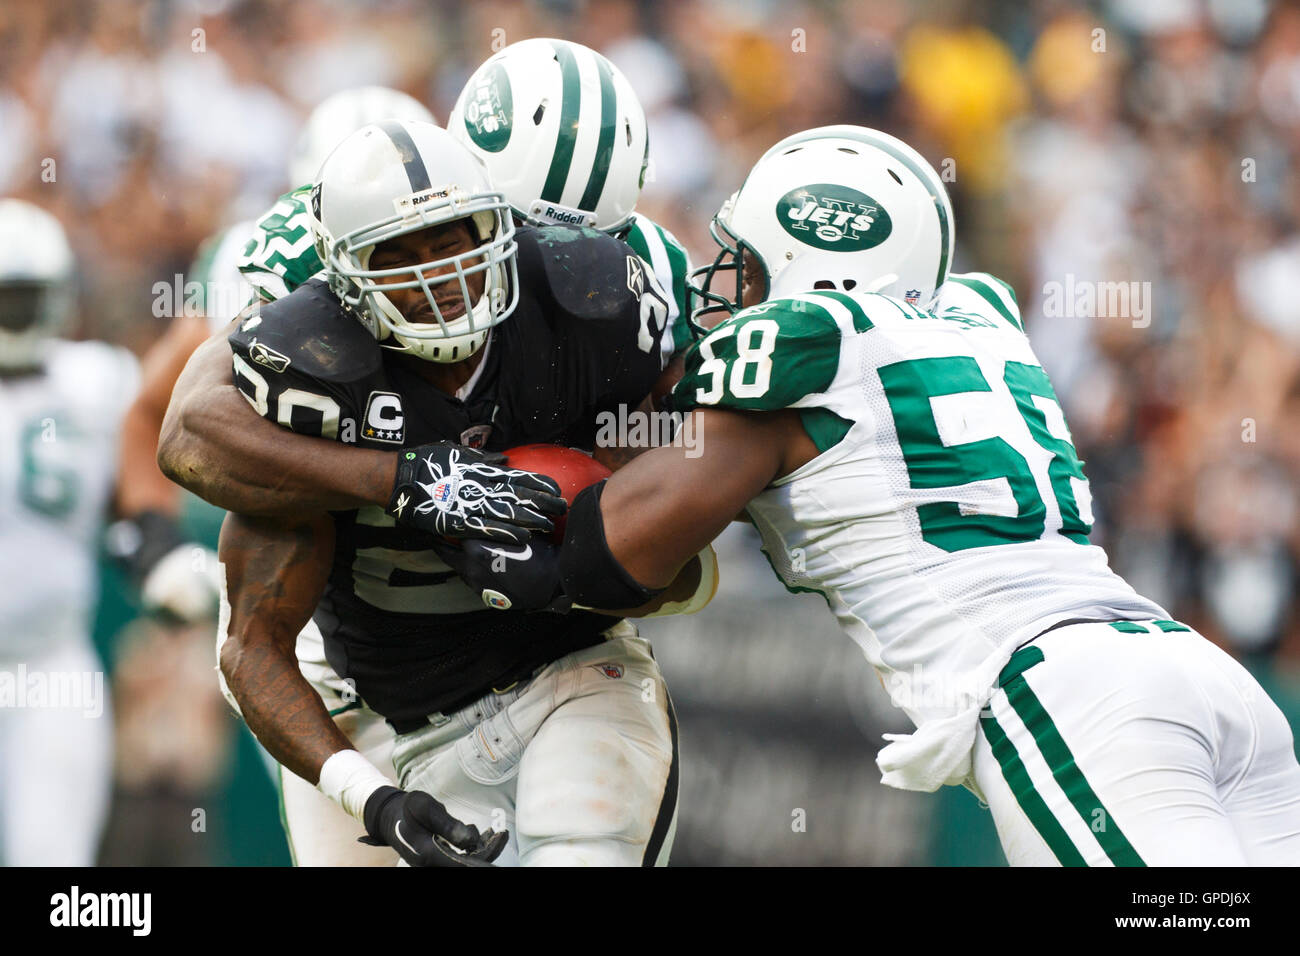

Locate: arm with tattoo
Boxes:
[217,511,348,783]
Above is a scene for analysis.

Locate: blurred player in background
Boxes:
[473,125,1300,866]
[0,199,139,864]
[169,40,697,866]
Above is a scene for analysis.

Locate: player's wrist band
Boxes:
[318,749,392,822]
[559,481,666,610]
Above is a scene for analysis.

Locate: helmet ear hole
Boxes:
[842,279,857,291]
[813,279,836,290]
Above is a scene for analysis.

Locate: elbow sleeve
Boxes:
[559,481,666,610]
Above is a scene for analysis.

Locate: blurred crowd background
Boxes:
[3,0,1299,865]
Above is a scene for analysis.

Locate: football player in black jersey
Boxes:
[159,121,708,866]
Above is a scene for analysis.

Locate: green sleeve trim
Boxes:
[950,275,1022,331]
[804,289,875,331]
[625,217,694,353]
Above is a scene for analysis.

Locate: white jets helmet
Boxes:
[0,199,74,370]
[448,38,649,233]
[309,120,518,363]
[289,86,437,188]
[691,125,954,328]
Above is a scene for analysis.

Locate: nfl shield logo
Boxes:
[904,289,922,306]
[432,478,457,506]
[593,663,624,679]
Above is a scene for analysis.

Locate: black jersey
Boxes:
[228,225,669,722]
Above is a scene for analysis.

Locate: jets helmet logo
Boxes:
[776,183,893,252]
[462,63,513,154]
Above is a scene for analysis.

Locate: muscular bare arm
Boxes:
[157,328,398,517]
[217,511,351,783]
[599,407,818,588]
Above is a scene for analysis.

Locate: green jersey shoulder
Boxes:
[674,291,851,414]
[622,212,693,357]
[237,185,323,302]
[672,273,1026,448]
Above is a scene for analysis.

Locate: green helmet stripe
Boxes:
[540,41,582,204]
[577,54,618,213]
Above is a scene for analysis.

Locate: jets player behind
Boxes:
[446,38,695,386]
[0,199,140,864]
[469,126,1300,866]
[112,86,436,623]
[159,121,700,866]
[179,43,696,865]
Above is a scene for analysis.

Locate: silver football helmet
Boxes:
[309,120,518,363]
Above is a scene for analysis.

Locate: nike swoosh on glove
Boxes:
[433,537,571,613]
[359,786,508,867]
[387,443,567,545]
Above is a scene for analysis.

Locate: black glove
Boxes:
[359,786,508,867]
[433,537,571,613]
[387,443,567,545]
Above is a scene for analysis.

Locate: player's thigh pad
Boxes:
[973,622,1268,866]
[1199,639,1300,865]
[391,624,678,867]
[514,630,678,866]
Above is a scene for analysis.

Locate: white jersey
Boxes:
[0,341,139,659]
[674,274,1166,788]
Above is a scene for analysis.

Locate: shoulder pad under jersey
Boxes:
[228,280,384,441]
[934,272,1024,333]
[673,293,850,414]
[517,224,670,360]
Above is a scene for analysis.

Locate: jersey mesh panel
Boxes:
[852,317,1161,646]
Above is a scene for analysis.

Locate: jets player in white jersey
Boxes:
[473,125,1300,866]
[0,199,139,865]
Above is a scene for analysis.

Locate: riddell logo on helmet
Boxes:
[776,184,893,252]
[529,201,597,228]
[545,206,585,224]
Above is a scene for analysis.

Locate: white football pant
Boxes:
[278,620,678,866]
[973,620,1300,865]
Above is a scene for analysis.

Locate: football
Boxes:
[503,444,611,543]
